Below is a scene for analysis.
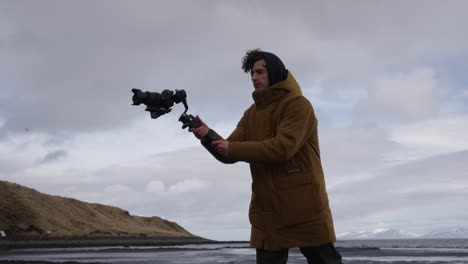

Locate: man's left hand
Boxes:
[211,140,229,157]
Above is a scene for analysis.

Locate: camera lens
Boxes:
[131,89,146,105]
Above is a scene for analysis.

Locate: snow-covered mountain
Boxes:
[338,228,418,240]
[420,227,468,239]
[338,227,468,240]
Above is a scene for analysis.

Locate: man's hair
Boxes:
[241,49,265,73]
[241,49,288,85]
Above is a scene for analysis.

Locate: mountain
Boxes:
[421,227,468,239]
[339,227,468,240]
[0,180,194,238]
[338,228,418,240]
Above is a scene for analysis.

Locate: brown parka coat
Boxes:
[203,71,336,251]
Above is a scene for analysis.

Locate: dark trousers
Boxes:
[256,243,343,264]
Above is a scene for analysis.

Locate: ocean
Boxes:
[1,239,468,263]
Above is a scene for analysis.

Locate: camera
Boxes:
[131,88,187,119]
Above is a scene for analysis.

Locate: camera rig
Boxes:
[132,88,236,163]
[131,89,215,143]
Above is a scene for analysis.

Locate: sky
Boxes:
[1,0,468,241]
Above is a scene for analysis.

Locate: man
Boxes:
[191,49,342,264]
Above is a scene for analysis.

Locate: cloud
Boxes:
[104,184,134,194]
[39,149,67,164]
[145,181,165,193]
[330,150,468,233]
[319,124,400,184]
[0,133,52,175]
[389,114,468,161]
[167,179,208,194]
[145,179,209,194]
[0,158,25,175]
[3,0,467,139]
[0,1,220,138]
[354,68,440,123]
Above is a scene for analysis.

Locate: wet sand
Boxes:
[2,247,468,264]
[2,239,468,264]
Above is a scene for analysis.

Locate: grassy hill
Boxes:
[0,181,193,238]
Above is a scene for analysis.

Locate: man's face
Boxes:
[251,59,269,90]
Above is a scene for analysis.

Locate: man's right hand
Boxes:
[190,116,209,139]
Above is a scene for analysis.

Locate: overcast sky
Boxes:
[1,0,468,241]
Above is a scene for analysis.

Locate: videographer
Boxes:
[190,49,342,264]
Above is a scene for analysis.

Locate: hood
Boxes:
[260,51,288,86]
[270,71,302,96]
[252,71,302,107]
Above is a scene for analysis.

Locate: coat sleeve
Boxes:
[228,97,315,163]
[200,112,247,164]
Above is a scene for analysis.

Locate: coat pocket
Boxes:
[273,172,326,228]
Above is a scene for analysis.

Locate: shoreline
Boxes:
[0,260,95,264]
[0,236,218,250]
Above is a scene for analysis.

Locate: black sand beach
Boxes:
[1,238,468,263]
